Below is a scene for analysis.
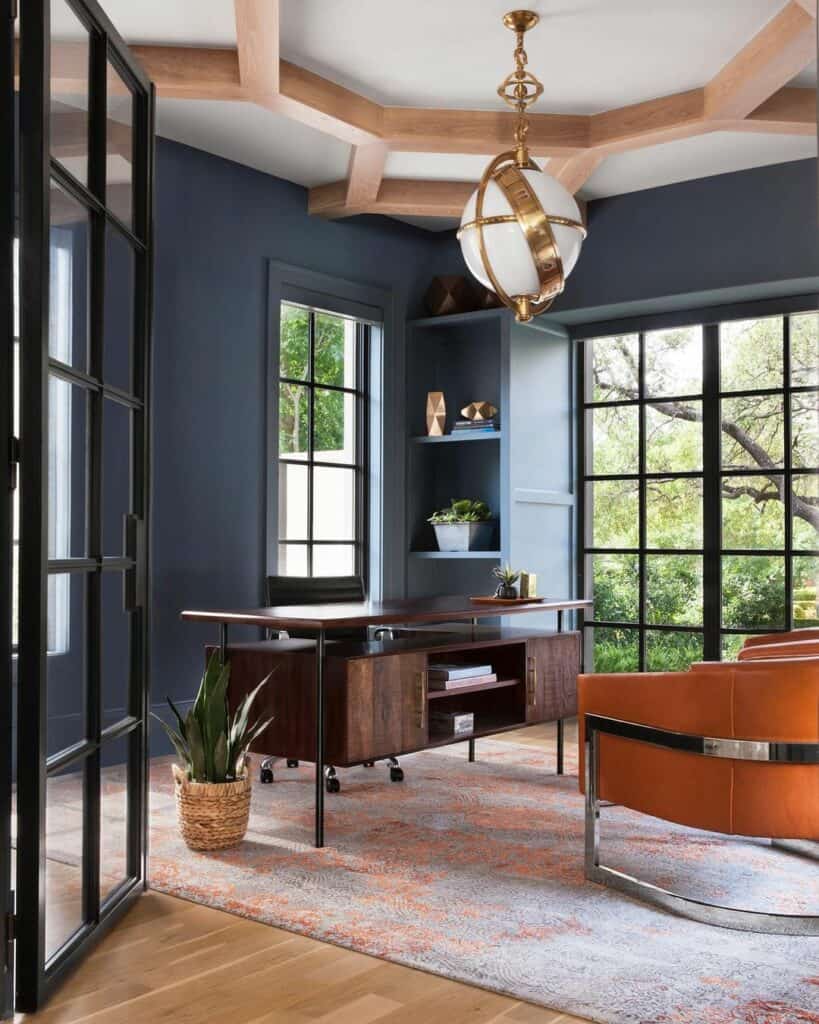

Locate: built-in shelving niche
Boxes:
[404,306,575,626]
[406,312,504,598]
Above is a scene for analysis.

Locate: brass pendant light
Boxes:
[458,11,587,322]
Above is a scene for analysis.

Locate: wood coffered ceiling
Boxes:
[47,0,819,220]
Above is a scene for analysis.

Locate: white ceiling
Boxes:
[53,0,818,226]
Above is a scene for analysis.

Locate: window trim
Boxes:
[580,305,819,670]
[266,262,393,600]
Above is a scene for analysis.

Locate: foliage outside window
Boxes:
[277,302,367,578]
[583,313,818,672]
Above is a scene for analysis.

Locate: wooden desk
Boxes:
[181,596,591,847]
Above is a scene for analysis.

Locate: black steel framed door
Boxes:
[14,0,153,1011]
[0,0,16,1019]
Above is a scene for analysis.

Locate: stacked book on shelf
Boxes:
[427,662,496,690]
[451,417,499,435]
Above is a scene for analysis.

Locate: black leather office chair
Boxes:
[260,576,404,792]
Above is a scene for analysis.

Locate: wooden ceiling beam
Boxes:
[310,178,475,219]
[276,60,382,143]
[132,45,248,100]
[590,89,711,154]
[382,107,588,156]
[234,0,279,99]
[345,142,390,210]
[742,86,817,133]
[792,0,817,17]
[704,1,816,120]
[548,152,607,193]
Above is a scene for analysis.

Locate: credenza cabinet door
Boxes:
[526,633,580,723]
[345,653,427,763]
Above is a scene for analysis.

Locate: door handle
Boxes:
[123,514,146,611]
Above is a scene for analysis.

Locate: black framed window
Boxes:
[582,312,818,670]
[277,301,369,578]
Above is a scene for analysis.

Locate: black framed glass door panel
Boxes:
[15,0,153,1011]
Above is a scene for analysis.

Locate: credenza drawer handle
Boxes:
[526,656,537,707]
[415,670,427,730]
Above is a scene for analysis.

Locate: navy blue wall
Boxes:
[148,141,818,730]
[434,158,819,325]
[150,137,439,716]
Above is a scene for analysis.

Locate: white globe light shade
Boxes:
[459,167,583,300]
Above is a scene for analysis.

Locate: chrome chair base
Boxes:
[585,715,819,937]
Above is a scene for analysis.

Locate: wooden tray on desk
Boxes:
[469,595,546,605]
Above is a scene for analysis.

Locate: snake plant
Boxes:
[152,651,273,783]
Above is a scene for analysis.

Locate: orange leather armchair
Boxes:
[578,637,819,934]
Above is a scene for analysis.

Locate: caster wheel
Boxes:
[363,760,375,768]
[390,767,404,783]
[260,767,274,784]
[286,759,299,768]
[326,776,341,794]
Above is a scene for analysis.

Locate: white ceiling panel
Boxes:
[155,99,351,188]
[280,0,796,114]
[384,152,493,182]
[581,131,818,200]
[53,0,238,46]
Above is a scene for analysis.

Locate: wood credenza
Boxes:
[210,625,580,768]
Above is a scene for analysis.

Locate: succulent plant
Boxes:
[152,652,273,783]
[492,563,521,586]
[491,563,520,598]
[428,498,492,524]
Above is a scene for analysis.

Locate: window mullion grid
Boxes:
[306,311,315,576]
[83,20,108,929]
[783,315,793,631]
[354,323,366,581]
[637,332,646,671]
[702,323,721,660]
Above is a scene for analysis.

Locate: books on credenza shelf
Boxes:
[451,418,499,434]
[427,662,496,691]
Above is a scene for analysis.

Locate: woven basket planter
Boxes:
[172,762,252,851]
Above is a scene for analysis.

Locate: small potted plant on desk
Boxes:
[428,498,495,551]
[152,652,273,851]
[492,563,521,599]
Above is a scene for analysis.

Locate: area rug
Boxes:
[55,733,819,1024]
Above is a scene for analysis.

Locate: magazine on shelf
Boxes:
[428,663,493,680]
[428,672,498,691]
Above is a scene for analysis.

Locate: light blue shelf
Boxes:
[411,431,501,445]
[409,550,502,560]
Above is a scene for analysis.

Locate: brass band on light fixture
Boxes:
[457,11,587,323]
[458,214,587,237]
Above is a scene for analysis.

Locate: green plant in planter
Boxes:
[152,652,273,783]
[492,563,521,599]
[428,498,491,524]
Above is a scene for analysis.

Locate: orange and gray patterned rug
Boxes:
[127,737,818,1023]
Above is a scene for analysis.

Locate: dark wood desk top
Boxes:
[181,595,592,631]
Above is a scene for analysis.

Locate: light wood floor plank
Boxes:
[19,724,592,1024]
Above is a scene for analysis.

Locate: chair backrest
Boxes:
[737,638,819,661]
[266,575,365,607]
[742,628,819,649]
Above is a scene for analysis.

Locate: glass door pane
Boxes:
[15,0,154,1011]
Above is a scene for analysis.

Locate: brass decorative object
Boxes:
[457,11,587,323]
[460,401,498,421]
[424,275,476,317]
[426,391,446,436]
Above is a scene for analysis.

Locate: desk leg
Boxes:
[468,738,475,762]
[556,718,564,775]
[556,610,563,633]
[315,629,326,849]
